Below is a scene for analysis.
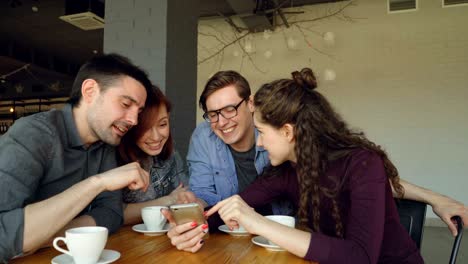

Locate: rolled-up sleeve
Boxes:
[85,190,123,234]
[0,119,50,261]
[84,146,123,234]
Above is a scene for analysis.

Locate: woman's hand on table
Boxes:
[161,208,208,253]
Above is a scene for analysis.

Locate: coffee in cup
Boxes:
[141,206,168,231]
[53,226,108,264]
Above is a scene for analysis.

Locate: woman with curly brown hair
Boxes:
[206,68,424,263]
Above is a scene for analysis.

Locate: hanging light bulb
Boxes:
[9,107,14,113]
[323,32,335,46]
[287,36,297,49]
[244,39,254,53]
[324,69,336,81]
[263,29,272,40]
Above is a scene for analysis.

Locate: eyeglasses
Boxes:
[203,98,246,123]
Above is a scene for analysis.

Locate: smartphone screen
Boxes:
[169,203,206,226]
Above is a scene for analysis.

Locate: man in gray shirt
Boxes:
[0,54,152,261]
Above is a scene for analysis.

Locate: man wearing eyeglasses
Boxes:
[187,70,282,212]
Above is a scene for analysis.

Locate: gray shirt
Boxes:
[229,145,258,193]
[0,104,122,262]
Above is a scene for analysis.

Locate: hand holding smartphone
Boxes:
[169,203,206,226]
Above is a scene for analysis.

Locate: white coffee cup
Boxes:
[53,226,108,264]
[265,215,295,246]
[141,206,168,231]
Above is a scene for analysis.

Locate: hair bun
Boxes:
[291,68,317,90]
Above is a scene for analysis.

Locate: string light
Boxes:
[9,107,14,113]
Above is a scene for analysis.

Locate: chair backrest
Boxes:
[395,199,427,249]
[449,216,464,264]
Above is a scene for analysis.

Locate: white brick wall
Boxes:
[104,0,168,91]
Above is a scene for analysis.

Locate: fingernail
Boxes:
[201,224,208,230]
[190,221,198,227]
[200,239,204,245]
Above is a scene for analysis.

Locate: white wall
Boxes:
[197,0,468,218]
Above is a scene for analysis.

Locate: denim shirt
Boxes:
[123,151,188,203]
[188,122,268,206]
[188,122,291,215]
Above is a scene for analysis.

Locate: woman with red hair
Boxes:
[118,86,190,225]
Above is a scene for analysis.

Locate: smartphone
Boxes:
[169,203,206,226]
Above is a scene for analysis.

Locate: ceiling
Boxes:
[0,0,342,100]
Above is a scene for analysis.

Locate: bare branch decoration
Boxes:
[198,0,358,73]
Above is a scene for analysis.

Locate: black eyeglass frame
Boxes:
[203,98,247,123]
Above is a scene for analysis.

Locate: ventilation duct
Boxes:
[388,0,418,13]
[226,0,275,32]
[59,0,105,30]
[443,0,468,7]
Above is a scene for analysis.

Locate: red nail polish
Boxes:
[201,224,208,230]
[190,221,198,227]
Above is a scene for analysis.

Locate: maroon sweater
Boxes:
[240,149,423,264]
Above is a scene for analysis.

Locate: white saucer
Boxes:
[251,236,285,251]
[132,223,170,236]
[218,224,250,236]
[51,249,120,264]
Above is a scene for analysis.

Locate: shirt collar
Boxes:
[62,104,103,149]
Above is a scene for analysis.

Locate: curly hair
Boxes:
[254,68,404,237]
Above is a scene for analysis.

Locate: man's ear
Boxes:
[247,95,255,112]
[81,79,99,104]
[282,124,295,142]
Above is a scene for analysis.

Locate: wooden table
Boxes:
[12,226,315,263]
